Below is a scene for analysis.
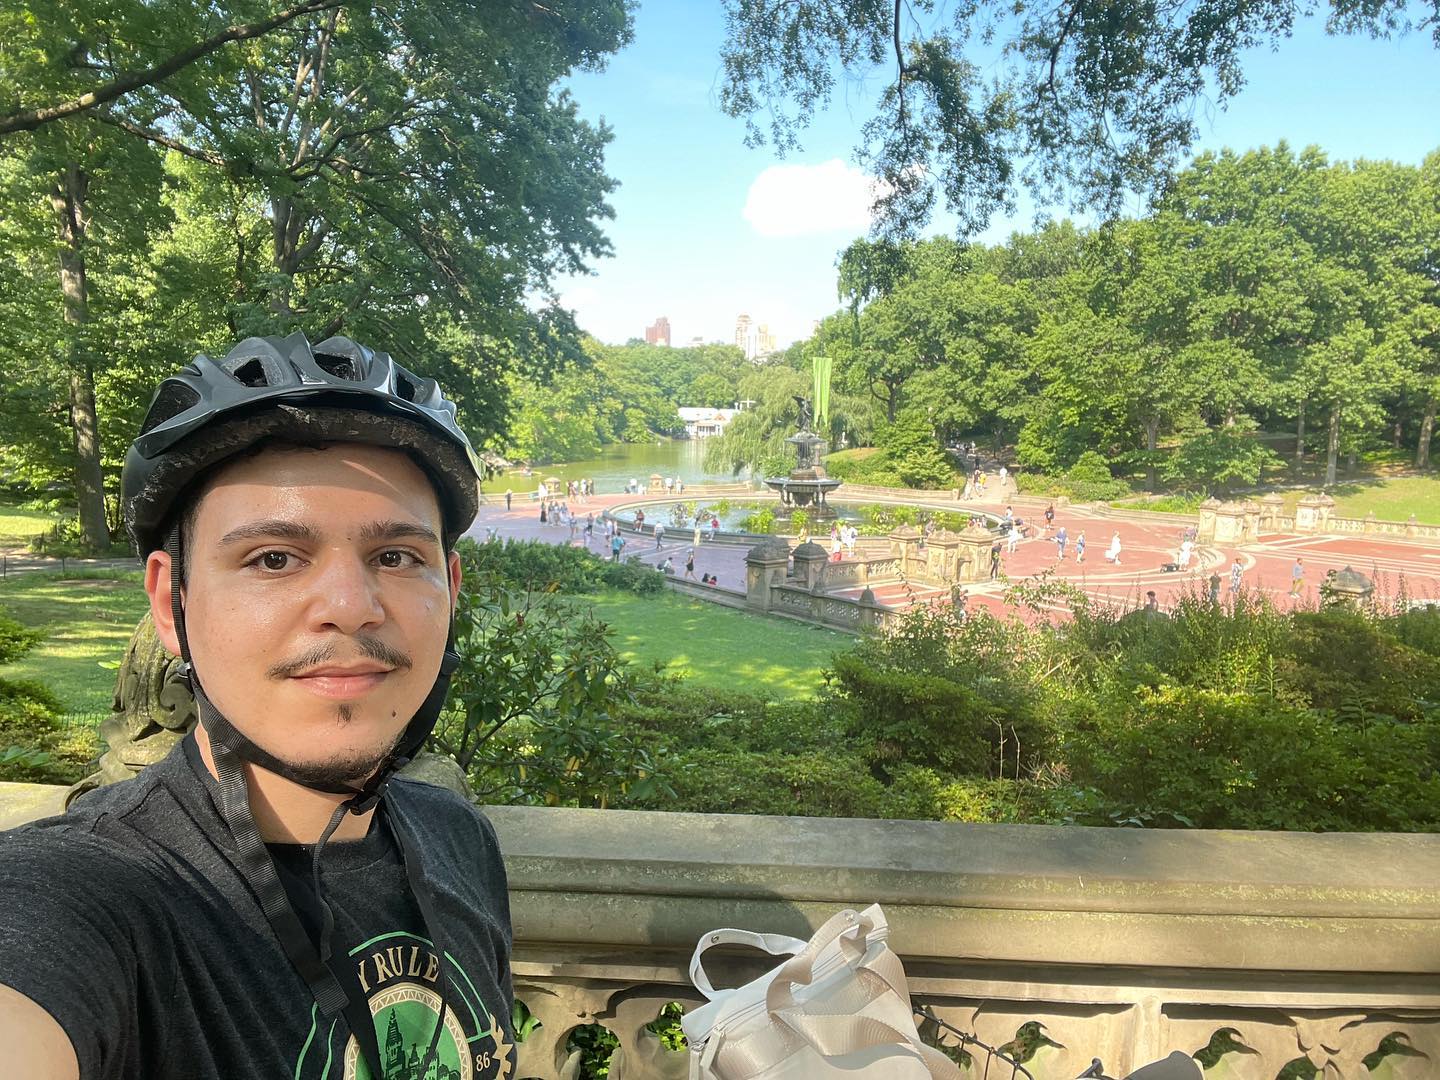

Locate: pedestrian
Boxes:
[1105,531,1122,564]
[685,547,696,580]
[844,523,857,556]
[950,584,968,620]
[0,332,518,1079]
[1145,590,1159,612]
[1178,537,1194,569]
[539,502,547,525]
[989,543,1002,580]
[658,557,675,575]
[504,488,512,511]
[710,514,720,541]
[1043,503,1055,534]
[654,521,665,549]
[1003,505,1014,525]
[611,532,625,562]
[1055,525,1068,561]
[998,465,1008,489]
[1229,556,1244,594]
[1289,557,1305,597]
[693,520,702,548]
[1208,573,1222,604]
[635,508,645,529]
[1006,523,1020,554]
[1075,530,1086,564]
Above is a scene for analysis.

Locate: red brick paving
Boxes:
[470,487,1440,622]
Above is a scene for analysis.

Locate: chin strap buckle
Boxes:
[346,755,410,815]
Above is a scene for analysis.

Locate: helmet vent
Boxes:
[394,370,421,402]
[227,358,270,387]
[315,353,360,381]
[138,382,201,435]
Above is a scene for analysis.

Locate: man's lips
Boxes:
[288,667,393,699]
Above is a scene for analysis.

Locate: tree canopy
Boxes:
[720,0,1440,238]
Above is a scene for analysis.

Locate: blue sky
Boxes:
[554,3,1439,349]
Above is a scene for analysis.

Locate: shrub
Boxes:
[457,537,660,595]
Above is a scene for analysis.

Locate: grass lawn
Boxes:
[0,571,148,717]
[584,588,850,699]
[0,500,61,550]
[1281,474,1440,524]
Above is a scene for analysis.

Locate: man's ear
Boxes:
[448,549,462,605]
[144,550,183,656]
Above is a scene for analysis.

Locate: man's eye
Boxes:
[376,550,420,568]
[258,552,290,571]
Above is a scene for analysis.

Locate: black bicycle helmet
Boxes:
[123,331,481,555]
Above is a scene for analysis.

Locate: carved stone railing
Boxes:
[489,806,1440,1080]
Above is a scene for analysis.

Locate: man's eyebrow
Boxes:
[358,520,442,547]
[217,520,321,547]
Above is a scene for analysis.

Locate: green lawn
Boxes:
[1281,475,1440,524]
[0,571,148,716]
[584,588,849,698]
[0,500,61,550]
[0,571,846,721]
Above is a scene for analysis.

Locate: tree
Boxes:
[719,0,1435,239]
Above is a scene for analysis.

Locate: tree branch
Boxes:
[92,112,225,165]
[0,0,347,136]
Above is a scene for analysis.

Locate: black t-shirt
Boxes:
[0,736,515,1080]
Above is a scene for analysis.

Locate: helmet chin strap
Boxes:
[164,522,460,1080]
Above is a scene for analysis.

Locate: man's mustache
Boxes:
[266,635,414,679]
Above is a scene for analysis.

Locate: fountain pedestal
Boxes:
[764,431,842,518]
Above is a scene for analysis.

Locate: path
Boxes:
[469,487,1440,622]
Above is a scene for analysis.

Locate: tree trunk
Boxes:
[1325,406,1340,488]
[1295,400,1306,464]
[49,164,109,552]
[1143,414,1160,492]
[1418,399,1436,469]
[1393,418,1403,449]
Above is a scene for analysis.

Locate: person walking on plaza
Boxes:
[1289,557,1305,597]
[989,543,1002,580]
[1105,531,1122,564]
[692,519,703,549]
[504,488,512,511]
[1075,530,1086,564]
[654,521,665,549]
[685,547,696,580]
[1055,525,1068,561]
[611,531,625,562]
[1043,503,1055,534]
[710,514,720,541]
[1178,536,1194,569]
[830,525,843,561]
[1208,572,1222,604]
[1229,556,1244,595]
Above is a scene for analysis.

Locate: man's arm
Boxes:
[0,983,80,1079]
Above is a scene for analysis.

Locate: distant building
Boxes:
[645,316,671,346]
[677,406,738,438]
[686,335,706,348]
[734,314,753,357]
[756,323,776,358]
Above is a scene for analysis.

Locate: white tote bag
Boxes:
[681,904,963,1080]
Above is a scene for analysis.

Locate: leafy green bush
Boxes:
[1110,493,1205,514]
[1015,457,1130,503]
[457,537,660,595]
[878,414,958,489]
[823,449,905,487]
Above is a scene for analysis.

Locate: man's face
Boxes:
[146,443,461,785]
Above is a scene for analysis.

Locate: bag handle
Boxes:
[762,907,873,1015]
[688,927,810,1000]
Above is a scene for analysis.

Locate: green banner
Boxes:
[812,355,833,431]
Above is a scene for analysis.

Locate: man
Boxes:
[0,334,515,1079]
[504,488,512,511]
[1290,557,1305,597]
[1145,590,1160,612]
[611,530,626,562]
[654,520,665,549]
[1055,525,1068,561]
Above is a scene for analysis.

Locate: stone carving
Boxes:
[68,613,473,805]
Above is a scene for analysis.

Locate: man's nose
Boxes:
[307,555,385,634]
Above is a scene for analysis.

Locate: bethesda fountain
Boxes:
[763,392,842,519]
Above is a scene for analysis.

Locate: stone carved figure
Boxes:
[68,613,472,806]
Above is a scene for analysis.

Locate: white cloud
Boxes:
[742,159,877,238]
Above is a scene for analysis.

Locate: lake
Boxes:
[483,440,751,496]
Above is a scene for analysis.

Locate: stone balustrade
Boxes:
[491,806,1440,1080]
[4,790,1438,1078]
